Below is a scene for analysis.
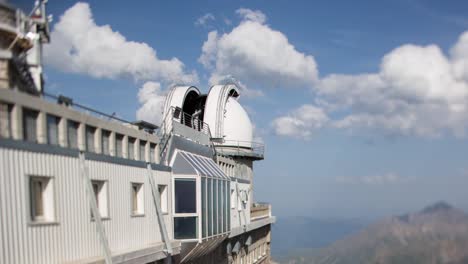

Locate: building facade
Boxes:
[0,1,274,264]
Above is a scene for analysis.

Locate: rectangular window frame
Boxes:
[115,134,123,158]
[85,125,96,152]
[0,102,12,138]
[128,137,135,160]
[158,184,168,214]
[150,143,156,163]
[27,175,57,225]
[67,120,79,149]
[90,179,110,220]
[130,182,145,217]
[172,176,199,241]
[101,130,111,155]
[46,114,60,146]
[22,108,39,142]
[139,140,146,161]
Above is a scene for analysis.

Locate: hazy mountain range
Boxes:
[276,202,468,264]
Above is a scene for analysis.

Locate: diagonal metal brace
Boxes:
[146,163,173,262]
[79,152,113,264]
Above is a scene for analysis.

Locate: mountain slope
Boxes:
[283,202,468,264]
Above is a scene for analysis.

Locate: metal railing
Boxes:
[158,106,216,159]
[214,140,265,158]
[172,107,210,136]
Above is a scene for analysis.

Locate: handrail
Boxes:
[157,106,218,160]
[214,140,265,157]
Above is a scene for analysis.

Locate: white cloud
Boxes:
[271,104,329,139]
[199,8,318,89]
[235,8,267,24]
[45,2,197,84]
[336,173,405,185]
[198,30,219,69]
[274,31,468,139]
[136,82,167,125]
[195,13,215,27]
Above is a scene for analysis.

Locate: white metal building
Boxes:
[0,1,275,263]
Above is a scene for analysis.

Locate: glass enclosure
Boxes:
[172,151,231,241]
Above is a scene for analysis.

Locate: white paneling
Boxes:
[0,148,173,263]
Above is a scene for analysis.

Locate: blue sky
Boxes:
[16,0,468,219]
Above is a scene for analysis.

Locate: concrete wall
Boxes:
[189,225,272,264]
[230,181,251,230]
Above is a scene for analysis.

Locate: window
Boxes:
[91,180,109,219]
[139,140,146,161]
[150,143,156,163]
[46,114,60,145]
[174,179,196,213]
[208,178,213,237]
[174,178,198,239]
[131,183,144,216]
[0,103,12,138]
[201,177,207,237]
[23,108,38,142]
[101,130,111,155]
[217,180,222,233]
[67,120,79,149]
[116,134,123,157]
[29,176,55,223]
[231,189,236,209]
[174,217,197,239]
[158,185,168,213]
[128,137,135,160]
[85,125,96,152]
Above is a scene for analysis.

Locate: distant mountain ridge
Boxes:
[282,202,468,264]
[271,216,366,257]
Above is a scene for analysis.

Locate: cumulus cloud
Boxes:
[273,31,468,139]
[336,173,405,185]
[136,82,167,125]
[271,104,329,139]
[195,13,215,27]
[45,2,197,84]
[235,8,267,24]
[199,8,318,89]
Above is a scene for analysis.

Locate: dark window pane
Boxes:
[47,114,59,145]
[116,134,123,157]
[140,140,146,161]
[102,130,111,155]
[208,178,212,236]
[67,120,79,149]
[175,179,196,213]
[225,181,230,231]
[0,103,12,138]
[128,138,135,160]
[150,143,156,163]
[23,108,38,142]
[218,179,222,233]
[86,126,96,152]
[201,177,207,238]
[213,179,218,234]
[174,217,197,239]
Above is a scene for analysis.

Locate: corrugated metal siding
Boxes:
[0,148,173,264]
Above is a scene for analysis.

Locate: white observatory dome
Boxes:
[223,97,253,146]
[204,84,253,149]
